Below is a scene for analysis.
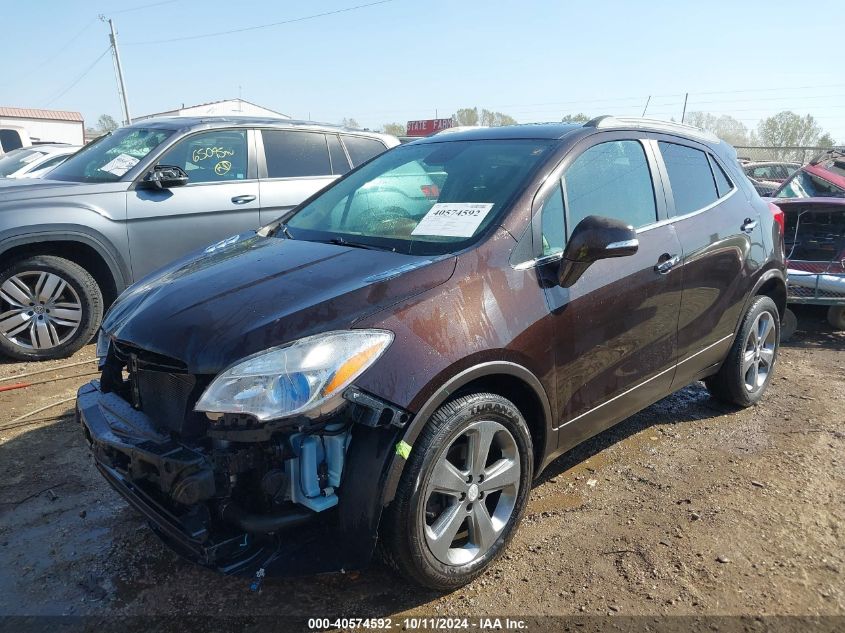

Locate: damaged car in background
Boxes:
[78,117,786,590]
[771,148,845,334]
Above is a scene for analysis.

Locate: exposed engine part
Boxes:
[220,500,314,534]
[285,422,351,512]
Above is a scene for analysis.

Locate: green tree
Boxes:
[382,122,406,136]
[96,114,119,133]
[480,109,517,127]
[452,107,479,127]
[757,111,829,147]
[561,113,590,124]
[684,112,749,146]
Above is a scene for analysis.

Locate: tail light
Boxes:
[420,184,440,200]
[768,201,785,234]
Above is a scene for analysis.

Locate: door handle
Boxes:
[741,217,758,233]
[654,253,681,274]
[231,195,256,204]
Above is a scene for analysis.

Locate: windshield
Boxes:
[777,169,845,199]
[286,139,553,255]
[0,148,46,176]
[47,127,174,183]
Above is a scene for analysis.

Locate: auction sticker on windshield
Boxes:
[100,153,139,177]
[411,203,494,238]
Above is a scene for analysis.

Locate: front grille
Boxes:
[107,340,207,438]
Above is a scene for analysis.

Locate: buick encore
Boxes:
[78,117,786,590]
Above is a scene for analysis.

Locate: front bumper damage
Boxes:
[76,378,407,577]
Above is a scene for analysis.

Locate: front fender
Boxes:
[0,225,131,292]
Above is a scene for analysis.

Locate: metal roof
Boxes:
[0,107,84,123]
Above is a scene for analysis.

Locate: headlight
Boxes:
[194,329,394,421]
[95,329,111,363]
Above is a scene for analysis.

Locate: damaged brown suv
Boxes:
[77,117,786,590]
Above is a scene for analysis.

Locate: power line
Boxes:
[124,0,400,45]
[109,0,178,14]
[5,18,97,89]
[42,47,111,107]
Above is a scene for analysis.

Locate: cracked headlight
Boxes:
[194,330,394,421]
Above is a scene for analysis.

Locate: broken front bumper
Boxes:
[76,380,399,577]
[76,381,272,573]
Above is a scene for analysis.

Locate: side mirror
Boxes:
[558,215,639,287]
[144,164,188,189]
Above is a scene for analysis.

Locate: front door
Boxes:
[126,128,260,279]
[541,137,683,448]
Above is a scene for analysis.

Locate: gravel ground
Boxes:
[0,306,842,623]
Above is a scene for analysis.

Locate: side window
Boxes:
[540,182,565,256]
[327,134,350,175]
[262,130,331,178]
[659,141,719,215]
[0,129,23,152]
[159,130,248,183]
[709,155,734,198]
[34,155,68,171]
[342,135,387,166]
[564,140,657,232]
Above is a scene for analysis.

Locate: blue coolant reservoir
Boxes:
[286,426,351,512]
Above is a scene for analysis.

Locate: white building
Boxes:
[0,107,84,149]
[135,98,290,121]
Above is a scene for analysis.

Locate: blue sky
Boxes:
[4,0,845,141]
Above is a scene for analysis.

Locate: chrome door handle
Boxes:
[231,195,256,204]
[654,253,681,274]
[741,218,758,233]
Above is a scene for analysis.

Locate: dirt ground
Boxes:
[0,306,843,622]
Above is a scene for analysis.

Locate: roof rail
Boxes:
[583,116,720,143]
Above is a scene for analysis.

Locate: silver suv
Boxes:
[0,117,398,360]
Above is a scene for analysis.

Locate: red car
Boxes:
[771,149,845,332]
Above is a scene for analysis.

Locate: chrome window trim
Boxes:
[552,333,734,431]
[637,186,738,234]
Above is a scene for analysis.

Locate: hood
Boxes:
[0,177,127,201]
[103,233,457,374]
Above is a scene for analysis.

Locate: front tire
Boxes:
[705,296,779,407]
[381,393,533,590]
[0,255,103,361]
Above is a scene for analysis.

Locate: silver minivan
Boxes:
[0,117,399,360]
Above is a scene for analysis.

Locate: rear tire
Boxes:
[705,296,779,407]
[0,255,103,361]
[381,392,533,590]
[827,305,845,330]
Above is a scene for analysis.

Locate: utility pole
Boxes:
[681,92,689,123]
[641,95,651,117]
[101,16,131,125]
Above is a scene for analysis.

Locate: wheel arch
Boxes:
[0,230,130,306]
[754,270,787,320]
[380,361,554,507]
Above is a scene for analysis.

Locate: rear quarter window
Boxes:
[341,135,387,166]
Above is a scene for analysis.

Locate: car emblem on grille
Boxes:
[129,354,142,409]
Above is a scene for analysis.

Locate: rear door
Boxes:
[256,130,347,224]
[542,134,683,445]
[126,128,260,278]
[651,137,766,387]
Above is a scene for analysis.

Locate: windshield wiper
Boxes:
[325,237,395,252]
[256,221,295,239]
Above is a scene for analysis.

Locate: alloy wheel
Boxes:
[0,271,83,350]
[423,419,520,566]
[742,310,776,392]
